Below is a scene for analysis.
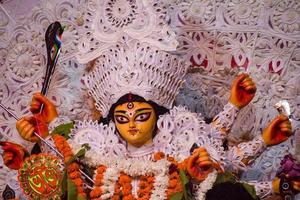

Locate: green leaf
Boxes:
[178,170,194,200]
[82,143,91,150]
[179,169,189,186]
[66,148,86,166]
[241,182,257,200]
[67,178,77,200]
[61,170,68,196]
[214,171,236,185]
[170,192,183,200]
[77,195,87,200]
[51,122,74,139]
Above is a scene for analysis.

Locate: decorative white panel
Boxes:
[0,0,299,199]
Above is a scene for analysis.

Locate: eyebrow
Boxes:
[114,108,152,114]
[135,108,152,114]
[114,110,127,114]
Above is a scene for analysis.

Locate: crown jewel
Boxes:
[85,42,188,117]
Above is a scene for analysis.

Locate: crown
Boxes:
[84,42,188,117]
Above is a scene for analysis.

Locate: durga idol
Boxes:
[8,42,299,199]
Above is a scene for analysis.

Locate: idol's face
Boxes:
[114,102,156,147]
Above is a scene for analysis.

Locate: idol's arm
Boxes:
[225,115,292,172]
[246,177,300,199]
[209,73,256,141]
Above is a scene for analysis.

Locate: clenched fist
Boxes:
[16,92,58,142]
[0,141,28,170]
[186,147,220,181]
[16,114,49,142]
[262,115,292,146]
[229,73,256,109]
[30,92,58,123]
[272,177,300,195]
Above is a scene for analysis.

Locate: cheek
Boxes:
[136,119,156,133]
[116,123,128,135]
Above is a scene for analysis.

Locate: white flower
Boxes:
[196,170,218,200]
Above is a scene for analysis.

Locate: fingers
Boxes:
[279,121,292,135]
[198,160,214,167]
[196,155,211,164]
[272,115,292,134]
[235,73,249,84]
[32,93,53,107]
[24,127,35,140]
[30,93,46,113]
[16,117,36,141]
[272,114,289,125]
[3,152,14,164]
[30,99,42,113]
[196,148,213,167]
[28,135,39,142]
[16,117,32,133]
[240,77,257,93]
[292,181,300,192]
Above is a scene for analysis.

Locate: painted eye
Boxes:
[115,115,129,124]
[135,112,151,122]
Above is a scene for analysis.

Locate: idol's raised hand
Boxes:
[16,115,48,142]
[272,177,300,196]
[229,73,256,109]
[16,93,58,142]
[0,141,28,170]
[30,92,58,123]
[186,147,221,181]
[262,115,292,146]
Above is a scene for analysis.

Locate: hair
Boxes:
[205,182,258,200]
[99,93,169,137]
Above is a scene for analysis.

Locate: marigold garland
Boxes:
[91,152,185,200]
[90,165,107,199]
[67,149,216,200]
[154,152,184,199]
[52,134,86,199]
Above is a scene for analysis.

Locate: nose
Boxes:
[129,119,136,128]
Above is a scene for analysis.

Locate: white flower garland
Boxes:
[81,148,170,199]
[69,141,217,200]
[196,170,218,200]
[101,167,119,199]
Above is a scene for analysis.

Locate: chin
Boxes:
[128,140,145,147]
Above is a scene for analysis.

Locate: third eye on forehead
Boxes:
[114,108,153,115]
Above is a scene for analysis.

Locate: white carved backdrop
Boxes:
[0,0,299,199]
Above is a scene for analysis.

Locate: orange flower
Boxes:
[53,134,86,198]
[119,174,131,183]
[123,194,135,200]
[111,195,120,200]
[91,165,108,198]
[169,179,178,188]
[153,152,165,161]
[90,187,102,198]
[167,156,175,162]
[97,165,107,174]
[73,178,84,186]
[67,163,79,172]
[69,171,81,179]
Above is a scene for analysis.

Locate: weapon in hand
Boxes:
[0,103,94,187]
[0,22,94,186]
